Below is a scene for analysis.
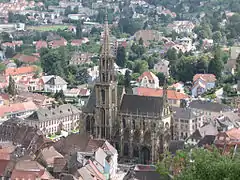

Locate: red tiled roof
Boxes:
[2,41,23,47]
[135,87,189,100]
[79,88,88,96]
[137,71,157,82]
[35,40,48,50]
[193,74,216,82]
[85,139,105,152]
[13,54,39,63]
[71,39,82,46]
[49,38,67,48]
[0,160,9,176]
[5,66,37,76]
[226,128,240,140]
[0,93,9,100]
[0,101,38,117]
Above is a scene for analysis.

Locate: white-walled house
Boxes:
[191,74,216,97]
[137,71,159,89]
[43,75,67,93]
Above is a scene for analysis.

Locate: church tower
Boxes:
[94,14,118,140]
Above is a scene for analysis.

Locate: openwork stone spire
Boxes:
[163,76,168,107]
[102,13,110,56]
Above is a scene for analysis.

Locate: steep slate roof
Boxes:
[197,135,216,147]
[169,140,185,154]
[186,129,202,142]
[189,100,231,112]
[26,104,80,121]
[172,107,200,120]
[45,76,67,85]
[120,94,163,115]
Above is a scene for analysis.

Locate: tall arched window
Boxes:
[101,89,105,104]
[123,118,126,128]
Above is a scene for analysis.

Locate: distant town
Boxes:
[0,0,240,179]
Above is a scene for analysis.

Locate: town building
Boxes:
[172,107,204,140]
[16,75,43,92]
[225,46,240,75]
[15,91,55,107]
[133,87,188,107]
[11,159,54,180]
[69,52,93,65]
[170,82,185,93]
[24,104,81,135]
[134,30,162,47]
[43,75,68,93]
[153,59,169,76]
[214,128,240,154]
[48,38,67,48]
[167,21,195,34]
[0,101,38,123]
[191,74,216,97]
[83,16,173,164]
[137,71,160,89]
[4,66,37,82]
[185,122,218,146]
[188,100,232,122]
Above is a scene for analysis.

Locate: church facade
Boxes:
[83,16,173,164]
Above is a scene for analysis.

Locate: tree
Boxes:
[212,31,222,43]
[166,48,178,63]
[139,37,144,45]
[8,12,14,23]
[124,70,131,87]
[54,89,65,104]
[116,46,127,68]
[131,43,145,58]
[76,21,82,39]
[73,6,79,14]
[157,148,240,180]
[118,18,143,35]
[133,60,149,74]
[75,68,90,84]
[40,47,69,79]
[208,54,223,79]
[65,6,72,16]
[5,47,15,59]
[156,72,165,86]
[223,83,232,96]
[1,32,11,42]
[8,76,16,97]
[0,63,6,73]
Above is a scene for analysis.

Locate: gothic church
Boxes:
[83,16,173,164]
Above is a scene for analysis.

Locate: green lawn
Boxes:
[26,25,68,31]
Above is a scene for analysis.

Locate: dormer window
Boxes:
[45,113,47,117]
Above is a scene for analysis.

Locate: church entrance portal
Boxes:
[140,146,151,164]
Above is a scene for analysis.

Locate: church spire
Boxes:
[163,76,168,106]
[102,12,110,56]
